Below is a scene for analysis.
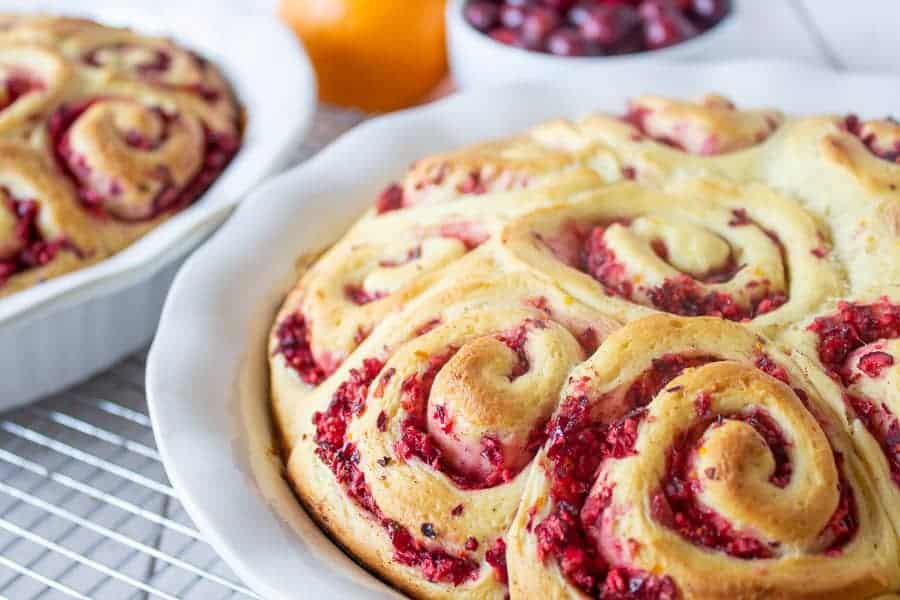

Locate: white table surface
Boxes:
[0,1,896,599]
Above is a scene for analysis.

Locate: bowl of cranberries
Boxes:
[449,0,735,87]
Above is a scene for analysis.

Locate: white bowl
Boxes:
[0,4,316,409]
[148,60,900,600]
[447,0,740,88]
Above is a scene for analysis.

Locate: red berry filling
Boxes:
[0,71,44,111]
[82,43,172,79]
[48,99,240,221]
[0,191,70,286]
[808,299,900,484]
[809,299,900,384]
[843,393,900,486]
[534,354,716,596]
[842,115,900,163]
[375,183,404,214]
[344,284,388,306]
[580,225,786,320]
[274,311,333,385]
[484,537,509,584]
[313,358,479,585]
[394,325,548,489]
[652,409,792,559]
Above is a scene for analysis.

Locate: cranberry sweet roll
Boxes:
[500,178,843,335]
[370,121,610,216]
[761,115,900,292]
[283,275,618,599]
[571,94,784,184]
[783,287,900,534]
[509,315,899,599]
[0,144,96,296]
[0,15,242,296]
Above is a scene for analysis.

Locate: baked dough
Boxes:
[0,15,241,297]
[270,95,900,599]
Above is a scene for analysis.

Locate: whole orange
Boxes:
[279,0,448,113]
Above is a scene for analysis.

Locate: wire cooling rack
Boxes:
[0,106,365,600]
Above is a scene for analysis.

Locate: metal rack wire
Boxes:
[0,106,365,600]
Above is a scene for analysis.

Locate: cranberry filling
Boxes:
[375,183,404,214]
[808,299,900,484]
[0,192,70,286]
[652,409,793,559]
[580,224,786,321]
[373,166,530,215]
[0,72,44,111]
[534,355,717,596]
[842,115,900,163]
[273,311,332,385]
[48,99,240,221]
[82,43,172,78]
[495,321,536,380]
[808,298,900,384]
[484,537,508,584]
[313,358,479,585]
[344,284,388,306]
[844,393,900,486]
[857,351,894,377]
[393,330,546,489]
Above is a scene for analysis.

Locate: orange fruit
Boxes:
[279,0,448,113]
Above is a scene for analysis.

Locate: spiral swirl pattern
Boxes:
[783,288,900,536]
[271,93,900,599]
[500,178,842,335]
[0,15,241,297]
[509,315,898,599]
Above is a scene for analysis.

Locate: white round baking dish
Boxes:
[0,4,316,409]
[148,61,900,600]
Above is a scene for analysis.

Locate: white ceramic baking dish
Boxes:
[147,61,900,600]
[0,3,316,409]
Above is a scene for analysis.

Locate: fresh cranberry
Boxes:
[500,3,531,28]
[642,11,698,49]
[690,0,728,23]
[540,0,576,10]
[464,1,501,32]
[567,0,597,26]
[489,26,522,46]
[637,0,681,20]
[579,5,640,46]
[522,6,562,44]
[546,27,589,56]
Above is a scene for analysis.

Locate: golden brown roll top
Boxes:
[270,92,900,599]
[0,14,241,297]
[498,178,844,336]
[510,315,898,599]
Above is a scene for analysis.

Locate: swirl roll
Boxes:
[500,178,843,335]
[509,315,899,599]
[281,270,618,599]
[783,287,900,534]
[0,14,241,296]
